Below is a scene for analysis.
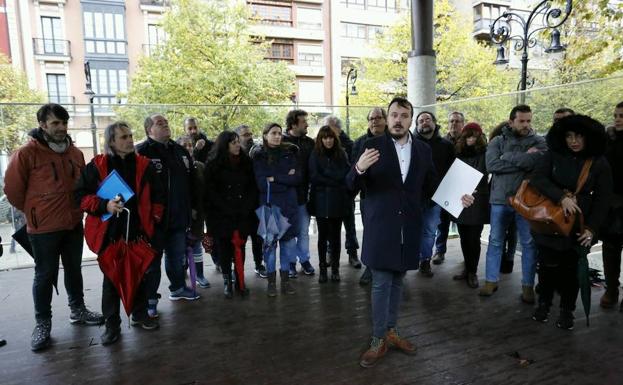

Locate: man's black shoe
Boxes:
[101,327,121,345]
[31,320,52,351]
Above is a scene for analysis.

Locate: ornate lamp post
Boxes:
[345,68,358,136]
[84,61,99,154]
[490,0,573,103]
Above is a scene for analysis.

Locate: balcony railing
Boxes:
[140,0,170,6]
[32,38,71,57]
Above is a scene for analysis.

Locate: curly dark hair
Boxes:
[546,114,607,157]
[456,125,487,154]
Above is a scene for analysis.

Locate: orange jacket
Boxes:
[4,129,85,234]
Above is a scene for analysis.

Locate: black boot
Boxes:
[556,309,574,330]
[532,303,550,323]
[348,249,362,269]
[267,272,277,297]
[330,266,341,282]
[280,270,296,294]
[318,266,328,283]
[101,320,121,346]
[223,273,233,299]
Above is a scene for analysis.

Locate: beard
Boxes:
[390,127,408,140]
[418,125,433,135]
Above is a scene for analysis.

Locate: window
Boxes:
[341,0,408,12]
[46,74,68,104]
[40,17,64,54]
[266,40,293,62]
[297,8,322,30]
[298,80,325,104]
[249,2,292,26]
[89,63,128,106]
[83,9,126,55]
[340,0,365,10]
[297,44,322,67]
[146,24,167,55]
[341,22,384,42]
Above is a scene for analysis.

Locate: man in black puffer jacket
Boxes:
[413,111,455,277]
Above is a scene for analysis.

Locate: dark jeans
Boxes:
[536,245,580,311]
[344,200,359,252]
[144,254,162,304]
[371,269,405,338]
[317,217,343,270]
[216,235,247,277]
[251,233,263,267]
[29,225,85,322]
[602,237,623,291]
[102,275,148,326]
[435,209,452,254]
[162,228,187,293]
[457,224,484,274]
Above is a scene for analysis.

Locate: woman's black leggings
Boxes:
[536,245,580,311]
[316,217,343,270]
[457,224,484,274]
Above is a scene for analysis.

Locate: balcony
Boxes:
[473,18,493,40]
[32,38,71,61]
[140,0,170,12]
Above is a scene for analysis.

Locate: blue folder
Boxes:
[96,169,135,221]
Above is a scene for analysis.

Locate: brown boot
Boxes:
[521,285,535,304]
[479,281,498,296]
[386,328,417,355]
[600,289,619,309]
[359,337,388,368]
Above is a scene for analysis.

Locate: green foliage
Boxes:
[0,54,44,154]
[350,0,514,110]
[122,0,295,139]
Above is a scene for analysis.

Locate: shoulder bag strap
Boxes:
[573,158,593,233]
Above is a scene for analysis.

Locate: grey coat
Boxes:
[486,126,547,205]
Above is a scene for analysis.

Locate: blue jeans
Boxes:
[162,228,187,293]
[419,204,442,261]
[485,204,537,285]
[293,204,310,264]
[265,238,296,274]
[371,269,406,338]
[29,224,85,322]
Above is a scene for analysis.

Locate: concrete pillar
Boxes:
[407,0,436,112]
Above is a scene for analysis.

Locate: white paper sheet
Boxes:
[432,158,483,218]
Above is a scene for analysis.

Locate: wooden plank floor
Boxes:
[1,236,622,385]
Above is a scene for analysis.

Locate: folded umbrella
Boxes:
[574,244,592,327]
[186,233,197,293]
[232,230,246,291]
[98,208,156,316]
[255,181,291,260]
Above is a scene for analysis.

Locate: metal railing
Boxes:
[32,38,71,57]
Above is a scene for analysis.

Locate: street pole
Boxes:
[84,61,99,155]
[408,0,436,114]
[345,68,357,137]
[490,0,573,105]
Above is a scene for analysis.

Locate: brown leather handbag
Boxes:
[509,159,593,236]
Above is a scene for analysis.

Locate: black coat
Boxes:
[415,129,456,188]
[204,155,258,239]
[338,131,354,162]
[601,130,623,239]
[135,137,194,231]
[308,150,351,218]
[455,147,490,225]
[251,144,301,241]
[530,116,613,250]
[282,133,315,205]
[346,132,437,272]
[192,132,215,164]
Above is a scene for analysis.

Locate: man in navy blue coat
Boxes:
[347,97,473,368]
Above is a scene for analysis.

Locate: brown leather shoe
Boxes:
[386,328,417,355]
[359,337,388,368]
[521,285,535,304]
[479,281,498,296]
[600,289,619,309]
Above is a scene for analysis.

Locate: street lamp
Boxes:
[84,61,99,155]
[345,68,358,136]
[490,0,573,103]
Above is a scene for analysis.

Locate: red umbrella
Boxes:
[232,230,246,292]
[97,208,156,316]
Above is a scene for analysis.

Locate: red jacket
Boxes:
[4,129,85,234]
[79,154,164,254]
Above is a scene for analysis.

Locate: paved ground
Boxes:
[0,234,621,385]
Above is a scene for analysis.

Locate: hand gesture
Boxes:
[526,147,540,154]
[356,148,380,173]
[106,195,124,215]
[195,139,206,150]
[576,228,594,248]
[266,176,275,182]
[561,196,581,217]
[461,194,475,208]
